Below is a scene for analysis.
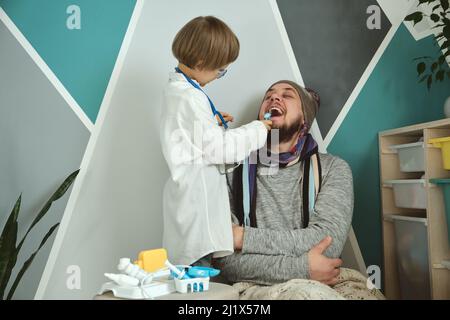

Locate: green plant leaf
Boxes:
[441,0,449,11]
[0,195,20,299]
[417,62,427,75]
[6,223,59,300]
[413,56,432,61]
[436,69,446,81]
[419,74,429,83]
[431,13,441,22]
[16,169,79,254]
[431,62,439,72]
[433,3,441,11]
[435,32,445,41]
[444,25,450,38]
[405,12,424,25]
[432,23,445,29]
[441,40,450,49]
[0,169,78,300]
[427,75,433,90]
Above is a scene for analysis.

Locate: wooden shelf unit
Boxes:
[379,118,450,300]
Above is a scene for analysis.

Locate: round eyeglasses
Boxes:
[217,69,228,79]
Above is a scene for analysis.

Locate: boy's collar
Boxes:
[169,71,200,86]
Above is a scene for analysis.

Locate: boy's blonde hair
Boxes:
[172,16,240,71]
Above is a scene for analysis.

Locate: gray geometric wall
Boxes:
[0,20,90,299]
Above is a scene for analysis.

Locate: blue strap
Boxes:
[175,67,228,129]
[242,158,251,227]
[309,161,315,211]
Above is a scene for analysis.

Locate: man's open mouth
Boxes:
[268,106,284,117]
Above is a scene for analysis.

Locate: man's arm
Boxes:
[214,251,310,285]
[240,157,354,259]
[214,236,342,285]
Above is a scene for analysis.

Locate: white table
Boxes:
[94,282,239,300]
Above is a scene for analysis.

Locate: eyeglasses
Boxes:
[217,69,228,79]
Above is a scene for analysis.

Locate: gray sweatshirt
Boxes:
[214,153,354,285]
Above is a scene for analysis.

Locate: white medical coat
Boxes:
[160,72,267,265]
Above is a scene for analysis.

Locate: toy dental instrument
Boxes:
[104,273,139,287]
[264,112,272,120]
[165,260,190,280]
[118,258,169,285]
[187,266,220,278]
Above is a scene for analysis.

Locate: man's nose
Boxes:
[270,95,281,102]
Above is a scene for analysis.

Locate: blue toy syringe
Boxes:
[264,112,272,120]
[165,260,220,279]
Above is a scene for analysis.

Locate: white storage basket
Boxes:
[385,214,430,299]
[389,142,424,172]
[384,179,427,209]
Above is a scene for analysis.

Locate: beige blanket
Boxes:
[233,268,385,300]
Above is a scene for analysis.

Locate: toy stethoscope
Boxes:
[175,67,229,129]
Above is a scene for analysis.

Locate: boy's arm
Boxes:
[200,119,268,164]
[166,93,268,165]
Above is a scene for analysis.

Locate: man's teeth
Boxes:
[269,107,283,115]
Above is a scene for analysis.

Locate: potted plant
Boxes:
[405,0,450,89]
[0,169,79,300]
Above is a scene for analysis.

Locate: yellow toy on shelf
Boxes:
[134,248,168,273]
[429,136,450,170]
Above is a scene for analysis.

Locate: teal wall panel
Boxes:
[328,24,450,273]
[0,0,136,123]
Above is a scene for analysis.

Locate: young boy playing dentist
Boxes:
[160,16,272,266]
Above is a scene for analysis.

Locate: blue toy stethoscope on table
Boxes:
[175,67,272,228]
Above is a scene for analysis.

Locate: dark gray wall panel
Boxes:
[277,0,391,137]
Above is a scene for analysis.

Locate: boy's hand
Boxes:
[216,111,234,126]
[261,120,273,131]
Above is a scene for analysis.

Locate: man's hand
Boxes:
[232,224,244,251]
[308,236,343,286]
[216,111,234,126]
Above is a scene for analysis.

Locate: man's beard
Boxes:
[267,116,303,147]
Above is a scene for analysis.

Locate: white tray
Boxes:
[98,278,175,299]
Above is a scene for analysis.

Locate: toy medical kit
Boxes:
[98,248,221,298]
